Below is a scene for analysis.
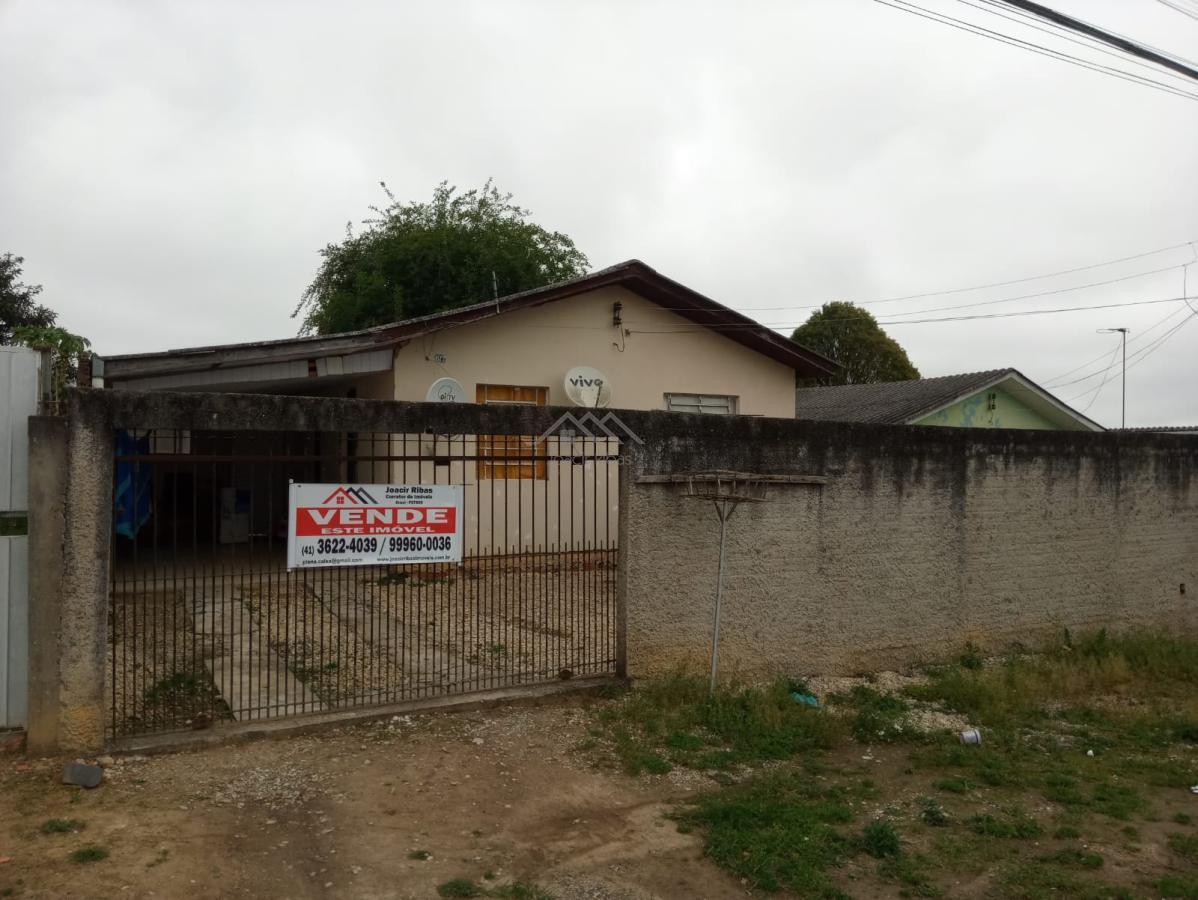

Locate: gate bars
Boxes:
[108,428,619,738]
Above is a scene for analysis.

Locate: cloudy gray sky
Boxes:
[2,0,1196,426]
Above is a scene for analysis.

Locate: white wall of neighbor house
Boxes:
[389,286,799,418]
[0,347,38,728]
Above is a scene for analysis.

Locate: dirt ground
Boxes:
[0,696,748,900]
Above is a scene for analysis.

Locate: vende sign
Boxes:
[287,483,463,569]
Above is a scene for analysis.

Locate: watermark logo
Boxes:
[321,486,379,505]
[537,410,644,445]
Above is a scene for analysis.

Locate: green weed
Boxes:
[70,845,108,864]
[1168,832,1198,863]
[600,674,840,773]
[918,797,949,827]
[677,771,858,896]
[1158,874,1198,899]
[39,818,84,835]
[859,819,901,858]
[967,809,1042,839]
[831,685,915,743]
[438,880,482,898]
[1042,846,1103,869]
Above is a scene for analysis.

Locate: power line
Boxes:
[1158,0,1198,19]
[871,0,1198,101]
[853,240,1195,306]
[979,0,1198,70]
[958,0,1198,85]
[1064,311,1198,402]
[993,0,1198,82]
[1043,304,1192,387]
[617,294,1194,334]
[660,241,1195,314]
[880,264,1180,319]
[1075,338,1124,412]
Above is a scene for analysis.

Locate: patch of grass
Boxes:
[918,797,949,827]
[1091,782,1144,820]
[436,881,551,900]
[1174,812,1194,826]
[599,674,841,773]
[831,685,915,744]
[932,776,972,794]
[1042,846,1103,869]
[1002,860,1127,900]
[612,727,671,775]
[438,880,483,898]
[959,642,984,670]
[70,845,108,864]
[677,770,859,897]
[911,630,1198,731]
[1053,825,1082,839]
[1158,873,1198,899]
[1168,832,1198,862]
[859,818,901,858]
[967,809,1042,839]
[39,818,84,834]
[409,849,432,860]
[878,853,943,897]
[490,884,554,900]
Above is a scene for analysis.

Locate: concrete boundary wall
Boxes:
[621,413,1198,679]
[25,389,1198,751]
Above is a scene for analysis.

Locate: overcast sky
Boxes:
[2,0,1196,426]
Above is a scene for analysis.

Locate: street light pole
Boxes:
[1098,327,1129,428]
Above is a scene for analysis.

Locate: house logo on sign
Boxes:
[537,411,644,446]
[321,486,379,505]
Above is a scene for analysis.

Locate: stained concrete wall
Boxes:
[27,388,1198,749]
[622,419,1198,678]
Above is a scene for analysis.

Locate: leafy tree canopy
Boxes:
[293,180,590,335]
[1,253,56,344]
[791,301,920,385]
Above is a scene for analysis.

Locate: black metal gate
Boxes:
[108,427,619,738]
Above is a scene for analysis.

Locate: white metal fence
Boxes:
[0,346,39,729]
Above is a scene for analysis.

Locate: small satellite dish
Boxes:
[564,366,611,408]
[426,377,467,403]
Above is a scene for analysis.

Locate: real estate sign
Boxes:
[286,483,463,569]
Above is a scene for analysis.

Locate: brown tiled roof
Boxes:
[103,260,840,384]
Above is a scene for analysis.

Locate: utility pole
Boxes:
[1099,327,1129,427]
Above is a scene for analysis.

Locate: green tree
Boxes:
[791,301,920,385]
[1,253,56,344]
[293,180,590,335]
[13,325,91,407]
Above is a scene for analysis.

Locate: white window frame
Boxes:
[664,393,739,415]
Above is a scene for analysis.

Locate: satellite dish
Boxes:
[564,366,611,408]
[426,377,467,403]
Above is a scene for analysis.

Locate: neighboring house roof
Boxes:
[794,368,1105,432]
[1116,425,1198,434]
[102,260,840,387]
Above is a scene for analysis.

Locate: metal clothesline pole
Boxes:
[708,498,737,695]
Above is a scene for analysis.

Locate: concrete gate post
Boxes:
[26,398,113,753]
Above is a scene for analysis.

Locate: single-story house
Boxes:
[794,369,1104,431]
[99,259,839,418]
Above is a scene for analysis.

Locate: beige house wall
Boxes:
[388,286,798,417]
